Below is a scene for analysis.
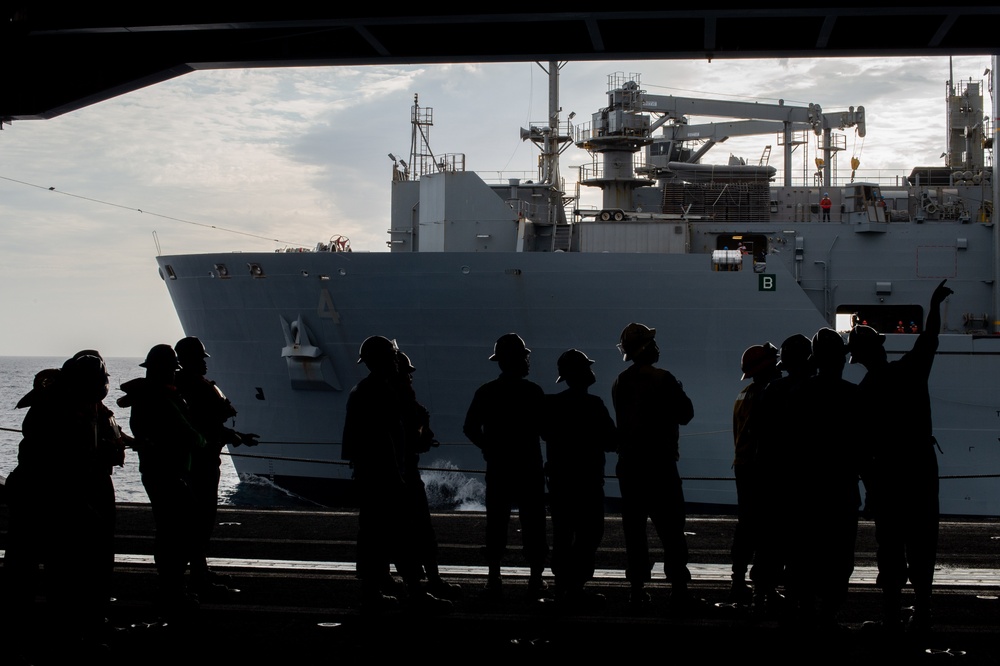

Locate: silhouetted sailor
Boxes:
[463,333,548,599]
[175,336,259,598]
[395,349,460,603]
[63,351,128,639]
[730,342,780,607]
[849,279,953,634]
[612,323,697,609]
[4,366,61,648]
[342,335,411,612]
[540,349,616,607]
[798,328,862,629]
[755,334,814,615]
[118,344,206,619]
[4,351,127,656]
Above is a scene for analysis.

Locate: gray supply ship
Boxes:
[157,60,1000,515]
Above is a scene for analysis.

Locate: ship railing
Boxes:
[817,132,848,153]
[474,160,914,191]
[750,170,917,188]
[569,158,911,189]
[578,156,654,183]
[780,170,916,189]
[572,120,649,145]
[523,119,577,142]
[776,129,812,148]
[574,121,594,146]
[414,152,466,177]
[505,198,533,220]
[475,170,541,186]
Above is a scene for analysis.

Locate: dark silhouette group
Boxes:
[4,351,128,656]
[2,336,260,662]
[331,276,953,625]
[1,278,952,650]
[341,336,458,612]
[346,324,699,612]
[729,279,952,633]
[458,323,699,610]
[117,339,258,619]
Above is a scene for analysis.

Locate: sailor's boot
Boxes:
[729,572,753,606]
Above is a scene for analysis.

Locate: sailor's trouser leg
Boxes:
[517,469,549,575]
[731,463,758,580]
[650,464,691,588]
[618,473,652,585]
[484,469,512,572]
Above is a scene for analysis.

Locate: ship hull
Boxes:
[157,247,1000,516]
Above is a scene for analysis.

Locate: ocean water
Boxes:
[0,356,314,507]
[421,459,486,512]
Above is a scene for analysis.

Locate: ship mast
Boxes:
[408,94,435,179]
[542,60,562,188]
[520,61,574,226]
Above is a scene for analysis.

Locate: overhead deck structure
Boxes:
[2,6,999,122]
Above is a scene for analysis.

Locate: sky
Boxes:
[0,55,994,358]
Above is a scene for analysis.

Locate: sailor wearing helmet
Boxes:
[463,333,548,599]
[820,192,833,222]
[540,349,616,606]
[849,279,953,633]
[5,350,127,654]
[342,335,410,612]
[797,327,863,628]
[174,336,258,598]
[729,342,780,607]
[118,344,207,619]
[754,334,815,613]
[612,323,697,609]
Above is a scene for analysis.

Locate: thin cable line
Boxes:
[0,174,313,247]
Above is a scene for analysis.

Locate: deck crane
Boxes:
[581,74,866,192]
[639,92,866,188]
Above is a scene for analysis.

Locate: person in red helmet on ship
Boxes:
[820,193,833,222]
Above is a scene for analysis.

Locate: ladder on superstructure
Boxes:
[759,145,772,166]
[552,223,573,251]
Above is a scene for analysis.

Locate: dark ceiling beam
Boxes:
[3,8,998,122]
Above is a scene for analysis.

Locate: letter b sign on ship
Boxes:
[758,274,776,292]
